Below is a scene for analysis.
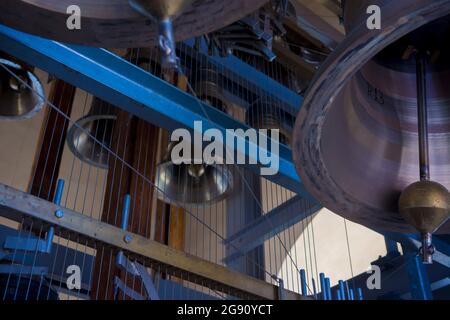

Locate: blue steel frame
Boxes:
[183,38,303,112]
[0,24,314,201]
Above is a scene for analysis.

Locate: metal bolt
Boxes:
[124,234,133,243]
[55,209,64,219]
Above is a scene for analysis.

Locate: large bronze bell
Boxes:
[0,58,45,121]
[0,1,266,48]
[293,0,450,249]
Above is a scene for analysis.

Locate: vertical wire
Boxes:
[343,218,355,289]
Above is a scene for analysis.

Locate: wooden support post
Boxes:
[90,105,160,300]
[29,80,76,201]
[168,73,187,254]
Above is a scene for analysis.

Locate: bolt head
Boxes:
[55,209,64,218]
[124,234,133,243]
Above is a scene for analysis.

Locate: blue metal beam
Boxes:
[223,195,321,263]
[183,39,303,112]
[0,25,314,198]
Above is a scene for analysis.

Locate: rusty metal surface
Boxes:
[0,0,267,48]
[293,0,450,233]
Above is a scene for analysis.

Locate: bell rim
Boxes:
[66,113,117,169]
[0,0,268,48]
[0,58,45,121]
[292,0,450,233]
[155,160,234,207]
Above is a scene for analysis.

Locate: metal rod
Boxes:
[319,273,327,300]
[357,287,364,300]
[120,194,131,231]
[349,288,355,300]
[338,280,346,300]
[53,179,65,205]
[46,178,64,252]
[325,277,332,300]
[421,232,434,264]
[416,51,437,264]
[158,18,179,70]
[416,51,430,181]
[300,269,308,296]
[312,278,317,299]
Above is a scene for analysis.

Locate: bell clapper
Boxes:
[416,51,434,263]
[398,50,450,264]
[128,0,185,70]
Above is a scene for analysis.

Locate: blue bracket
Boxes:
[0,265,48,276]
[405,253,433,300]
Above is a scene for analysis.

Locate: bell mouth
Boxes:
[246,102,294,147]
[293,1,450,233]
[155,161,234,206]
[193,69,238,115]
[66,114,116,169]
[0,58,45,120]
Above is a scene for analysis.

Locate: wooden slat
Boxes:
[91,109,135,300]
[0,183,306,300]
[29,80,76,201]
[293,0,344,46]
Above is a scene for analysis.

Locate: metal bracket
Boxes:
[115,252,160,300]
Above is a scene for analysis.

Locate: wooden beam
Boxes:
[290,0,344,49]
[167,73,188,254]
[273,38,316,78]
[0,183,306,300]
[29,80,76,201]
[91,108,135,300]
